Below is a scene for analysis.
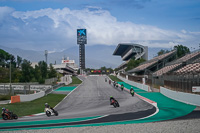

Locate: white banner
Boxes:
[192,86,200,92]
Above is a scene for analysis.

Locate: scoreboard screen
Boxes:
[77,29,87,44]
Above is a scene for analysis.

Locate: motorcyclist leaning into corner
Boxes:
[110,96,116,105]
[130,87,135,96]
[2,107,13,118]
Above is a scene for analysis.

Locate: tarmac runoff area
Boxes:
[0,75,199,132]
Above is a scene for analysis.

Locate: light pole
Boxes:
[9,59,13,95]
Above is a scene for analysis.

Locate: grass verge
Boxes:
[0,94,66,117]
[67,76,82,86]
[109,75,122,82]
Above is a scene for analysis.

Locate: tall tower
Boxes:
[77,29,87,70]
[45,50,48,64]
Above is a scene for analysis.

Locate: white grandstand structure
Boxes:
[113,43,148,72]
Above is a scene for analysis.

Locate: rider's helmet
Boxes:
[45,103,48,107]
[110,96,113,98]
[2,107,5,111]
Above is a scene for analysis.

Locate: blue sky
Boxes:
[0,0,200,52]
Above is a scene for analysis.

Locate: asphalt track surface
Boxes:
[0,76,155,130]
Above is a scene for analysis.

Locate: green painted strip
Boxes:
[0,115,102,128]
[54,86,77,92]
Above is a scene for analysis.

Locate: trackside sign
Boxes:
[192,86,200,92]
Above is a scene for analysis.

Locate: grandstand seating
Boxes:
[175,63,200,74]
[128,50,176,73]
[152,51,200,76]
[153,63,182,76]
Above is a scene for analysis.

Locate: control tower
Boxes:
[77,29,87,69]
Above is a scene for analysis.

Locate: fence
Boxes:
[119,72,200,94]
[163,74,200,94]
[0,84,52,95]
[119,73,143,83]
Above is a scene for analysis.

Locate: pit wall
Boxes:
[160,87,200,106]
[117,75,151,92]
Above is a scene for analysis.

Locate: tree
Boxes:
[38,61,48,79]
[20,59,34,82]
[126,58,146,71]
[157,49,170,56]
[48,64,57,78]
[17,56,22,68]
[0,49,16,68]
[174,45,190,58]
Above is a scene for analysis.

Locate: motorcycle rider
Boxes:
[44,103,54,110]
[110,96,119,107]
[130,87,134,96]
[2,107,13,118]
[121,83,124,91]
[110,96,116,105]
[113,81,116,87]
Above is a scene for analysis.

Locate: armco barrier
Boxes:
[11,95,20,103]
[19,91,45,102]
[160,87,200,106]
[117,75,150,92]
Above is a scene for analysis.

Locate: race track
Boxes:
[0,75,155,129]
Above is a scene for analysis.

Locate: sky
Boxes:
[0,0,200,52]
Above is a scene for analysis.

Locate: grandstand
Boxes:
[114,44,200,94]
[153,51,200,77]
[113,43,148,72]
[175,63,200,74]
[128,50,177,75]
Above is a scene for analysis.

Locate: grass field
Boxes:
[67,76,82,86]
[109,75,123,82]
[0,94,66,117]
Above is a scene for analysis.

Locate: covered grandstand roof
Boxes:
[113,43,148,61]
[53,64,75,75]
[128,50,177,74]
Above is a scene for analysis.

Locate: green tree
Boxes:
[17,56,22,68]
[0,49,16,68]
[38,61,48,79]
[157,49,170,56]
[174,45,190,58]
[126,58,146,71]
[20,59,34,82]
[48,64,57,78]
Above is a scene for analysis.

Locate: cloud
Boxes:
[0,6,14,21]
[0,6,199,51]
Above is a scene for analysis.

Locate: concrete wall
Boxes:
[19,91,45,102]
[58,75,72,85]
[118,75,150,92]
[160,87,200,106]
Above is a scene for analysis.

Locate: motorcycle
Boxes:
[130,90,134,96]
[110,99,120,108]
[121,86,124,91]
[45,108,58,117]
[115,84,118,88]
[2,112,18,120]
